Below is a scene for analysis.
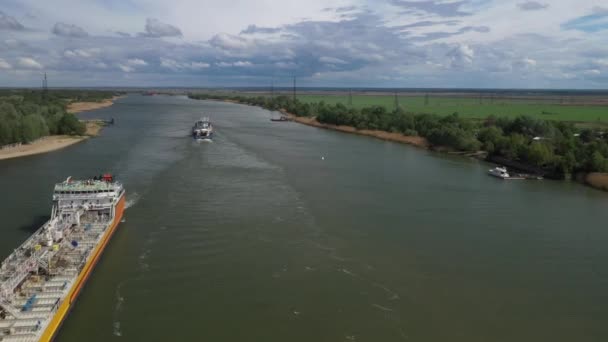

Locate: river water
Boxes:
[1,94,607,342]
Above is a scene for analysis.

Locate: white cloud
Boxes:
[118,64,134,73]
[584,69,601,76]
[141,18,182,38]
[233,61,252,67]
[17,57,42,69]
[64,48,100,59]
[127,58,148,67]
[209,33,251,50]
[0,58,11,70]
[94,62,108,69]
[190,62,211,69]
[117,58,148,72]
[359,53,385,62]
[0,0,607,88]
[160,57,210,71]
[216,60,253,67]
[514,57,537,69]
[319,56,348,65]
[447,44,474,68]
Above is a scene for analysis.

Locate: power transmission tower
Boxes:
[394,91,399,110]
[293,76,296,102]
[42,72,48,99]
[270,79,274,98]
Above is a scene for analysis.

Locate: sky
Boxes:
[0,0,607,88]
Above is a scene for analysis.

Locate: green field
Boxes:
[294,95,608,123]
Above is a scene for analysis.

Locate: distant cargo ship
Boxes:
[192,117,213,141]
[0,174,125,341]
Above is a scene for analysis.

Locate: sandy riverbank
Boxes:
[284,112,429,148]
[584,173,608,191]
[0,136,86,160]
[0,122,103,161]
[0,95,119,161]
[67,95,122,114]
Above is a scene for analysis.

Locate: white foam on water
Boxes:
[138,249,151,272]
[113,322,122,337]
[112,283,126,337]
[373,282,400,301]
[372,303,394,312]
[341,268,358,277]
[125,192,141,209]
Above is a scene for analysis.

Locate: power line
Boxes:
[293,76,296,102]
[42,72,48,99]
[270,78,274,98]
[394,91,399,110]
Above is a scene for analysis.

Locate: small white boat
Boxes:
[488,166,510,179]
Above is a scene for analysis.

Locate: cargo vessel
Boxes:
[0,174,125,341]
[192,117,213,141]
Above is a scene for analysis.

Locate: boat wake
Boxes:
[112,282,126,337]
[113,321,122,337]
[125,192,140,209]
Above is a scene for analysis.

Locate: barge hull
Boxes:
[39,194,125,342]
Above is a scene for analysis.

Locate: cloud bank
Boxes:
[0,0,605,88]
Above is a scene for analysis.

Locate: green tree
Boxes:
[525,142,554,167]
[591,151,608,172]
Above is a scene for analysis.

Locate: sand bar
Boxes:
[284,112,429,148]
[0,121,103,161]
[0,136,87,160]
[67,95,121,114]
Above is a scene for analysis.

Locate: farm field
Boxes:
[295,94,608,122]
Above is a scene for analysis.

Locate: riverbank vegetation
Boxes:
[189,93,608,178]
[0,89,116,146]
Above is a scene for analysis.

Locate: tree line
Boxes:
[189,93,608,177]
[0,90,116,146]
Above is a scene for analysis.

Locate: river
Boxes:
[1,94,607,341]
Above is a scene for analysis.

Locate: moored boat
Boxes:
[270,115,290,122]
[0,174,125,341]
[488,166,510,179]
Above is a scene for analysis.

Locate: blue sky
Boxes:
[0,0,607,88]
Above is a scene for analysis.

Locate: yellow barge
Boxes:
[0,174,125,341]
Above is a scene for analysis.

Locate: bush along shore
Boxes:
[0,89,118,147]
[189,93,608,185]
[0,90,121,160]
